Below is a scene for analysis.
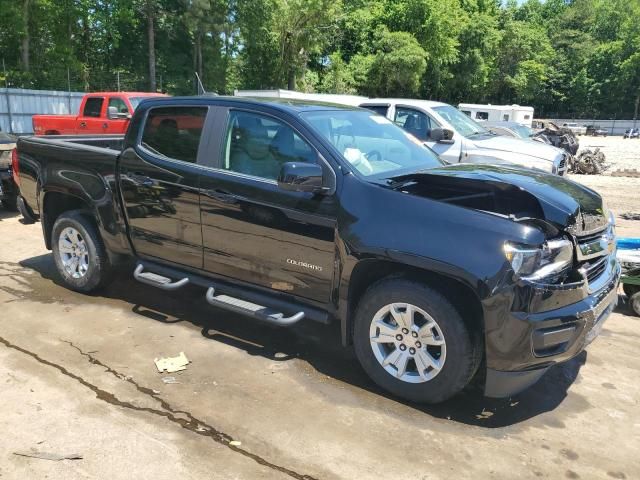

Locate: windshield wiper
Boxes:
[467,130,489,137]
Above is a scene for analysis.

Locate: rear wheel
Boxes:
[353,278,482,403]
[51,210,113,293]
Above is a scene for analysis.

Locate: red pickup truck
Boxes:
[32,92,167,135]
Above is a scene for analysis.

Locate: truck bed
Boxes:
[16,134,125,219]
[30,134,125,151]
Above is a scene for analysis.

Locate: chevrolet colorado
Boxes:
[14,97,620,403]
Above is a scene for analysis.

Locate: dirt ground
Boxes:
[570,135,640,238]
[1,138,640,479]
[577,135,639,172]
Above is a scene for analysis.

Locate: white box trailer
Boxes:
[458,103,534,127]
[234,89,367,106]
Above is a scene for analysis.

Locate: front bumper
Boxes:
[484,259,620,398]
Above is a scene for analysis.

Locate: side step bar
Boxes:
[133,264,189,290]
[132,262,312,326]
[206,287,305,326]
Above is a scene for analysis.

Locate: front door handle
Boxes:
[102,122,108,129]
[79,121,87,128]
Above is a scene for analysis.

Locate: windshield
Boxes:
[301,110,443,178]
[432,105,490,138]
[511,124,534,138]
[129,97,157,110]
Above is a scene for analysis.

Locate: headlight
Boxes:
[504,238,573,281]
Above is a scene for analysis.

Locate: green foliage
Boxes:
[366,27,427,97]
[0,0,638,118]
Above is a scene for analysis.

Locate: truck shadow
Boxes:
[0,209,19,221]
[20,253,588,429]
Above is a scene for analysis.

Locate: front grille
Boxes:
[574,224,613,287]
[577,228,607,245]
[581,256,607,283]
[559,156,566,171]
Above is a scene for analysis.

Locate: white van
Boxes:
[458,103,534,127]
[359,99,568,175]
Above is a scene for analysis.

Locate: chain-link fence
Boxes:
[1,61,207,96]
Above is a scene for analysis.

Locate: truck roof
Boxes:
[360,98,450,108]
[141,95,362,113]
[84,92,168,97]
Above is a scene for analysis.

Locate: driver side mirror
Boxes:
[277,162,326,194]
[429,127,455,144]
[107,106,131,120]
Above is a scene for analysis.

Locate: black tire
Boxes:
[623,283,640,299]
[630,292,640,317]
[2,197,18,211]
[51,210,113,293]
[353,278,482,404]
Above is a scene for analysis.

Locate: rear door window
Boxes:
[360,105,389,117]
[140,106,208,163]
[83,98,104,118]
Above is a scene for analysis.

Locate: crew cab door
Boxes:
[76,96,106,133]
[198,108,337,303]
[119,105,209,268]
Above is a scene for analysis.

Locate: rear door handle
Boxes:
[202,189,237,204]
[79,121,87,128]
[129,173,155,186]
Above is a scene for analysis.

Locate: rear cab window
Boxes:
[140,106,208,163]
[83,97,104,118]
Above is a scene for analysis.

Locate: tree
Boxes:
[366,27,427,97]
[146,0,157,91]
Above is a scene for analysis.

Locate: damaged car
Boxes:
[14,97,620,403]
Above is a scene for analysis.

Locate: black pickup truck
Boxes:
[14,97,620,403]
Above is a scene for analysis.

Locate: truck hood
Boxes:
[468,133,562,161]
[393,164,607,234]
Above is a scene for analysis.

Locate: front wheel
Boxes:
[51,210,113,293]
[353,278,482,403]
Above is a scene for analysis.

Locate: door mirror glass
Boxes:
[429,127,455,144]
[108,97,131,119]
[278,162,325,193]
[107,106,119,119]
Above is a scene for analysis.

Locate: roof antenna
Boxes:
[195,72,205,95]
[195,71,218,96]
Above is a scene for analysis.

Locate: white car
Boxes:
[358,99,569,175]
[562,122,587,136]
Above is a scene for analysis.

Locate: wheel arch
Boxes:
[41,191,95,249]
[341,258,485,347]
